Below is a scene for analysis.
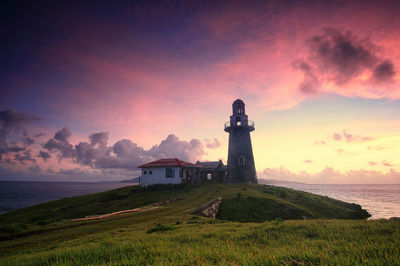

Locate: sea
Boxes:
[0,181,133,215]
[0,181,399,219]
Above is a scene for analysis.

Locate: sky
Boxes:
[1,0,400,183]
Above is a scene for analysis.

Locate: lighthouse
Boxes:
[224,99,257,183]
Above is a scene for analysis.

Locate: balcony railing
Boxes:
[224,120,255,132]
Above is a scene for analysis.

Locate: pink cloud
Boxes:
[333,130,373,143]
[382,160,394,167]
[343,130,374,143]
[259,166,400,184]
[333,133,342,141]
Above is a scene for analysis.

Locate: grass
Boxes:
[0,183,398,265]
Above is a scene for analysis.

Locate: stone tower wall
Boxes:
[226,109,257,183]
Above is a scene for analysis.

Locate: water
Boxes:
[0,181,133,214]
[272,183,400,219]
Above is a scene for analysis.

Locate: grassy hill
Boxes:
[0,183,398,265]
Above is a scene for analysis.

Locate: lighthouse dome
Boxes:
[232,99,245,115]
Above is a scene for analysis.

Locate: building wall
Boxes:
[140,167,182,187]
[227,126,257,183]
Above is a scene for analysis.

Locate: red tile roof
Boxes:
[138,158,201,168]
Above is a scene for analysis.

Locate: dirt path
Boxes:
[71,197,183,221]
[71,206,158,221]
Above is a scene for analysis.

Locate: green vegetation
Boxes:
[0,183,398,265]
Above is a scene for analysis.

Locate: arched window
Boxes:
[239,156,245,165]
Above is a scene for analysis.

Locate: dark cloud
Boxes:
[306,28,377,85]
[0,109,41,162]
[373,59,395,82]
[44,128,76,159]
[0,109,41,134]
[29,165,41,173]
[24,137,34,146]
[89,132,108,148]
[34,133,45,138]
[292,60,319,94]
[204,138,221,149]
[54,127,72,143]
[295,28,396,93]
[44,129,205,171]
[14,151,36,164]
[38,150,51,161]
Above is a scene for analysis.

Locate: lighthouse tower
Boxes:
[224,99,257,183]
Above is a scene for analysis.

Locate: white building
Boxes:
[138,158,201,187]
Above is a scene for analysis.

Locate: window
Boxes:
[149,171,152,175]
[179,168,183,178]
[236,116,241,126]
[239,156,245,165]
[143,170,147,175]
[207,173,212,180]
[166,168,175,178]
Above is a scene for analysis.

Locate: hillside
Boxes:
[0,183,398,265]
[0,183,369,229]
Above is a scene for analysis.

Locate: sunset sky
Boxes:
[1,0,399,183]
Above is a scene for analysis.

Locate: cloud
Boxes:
[368,161,395,167]
[205,138,221,149]
[34,133,45,138]
[333,133,342,141]
[14,151,36,164]
[0,109,41,134]
[44,129,205,170]
[382,160,394,167]
[372,59,395,82]
[295,28,397,95]
[148,134,205,163]
[303,160,313,163]
[0,109,41,163]
[332,130,373,143]
[292,60,319,95]
[259,166,400,184]
[38,150,51,161]
[54,127,72,143]
[44,128,76,159]
[342,130,373,143]
[314,140,326,146]
[89,132,108,148]
[306,28,378,85]
[335,149,345,154]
